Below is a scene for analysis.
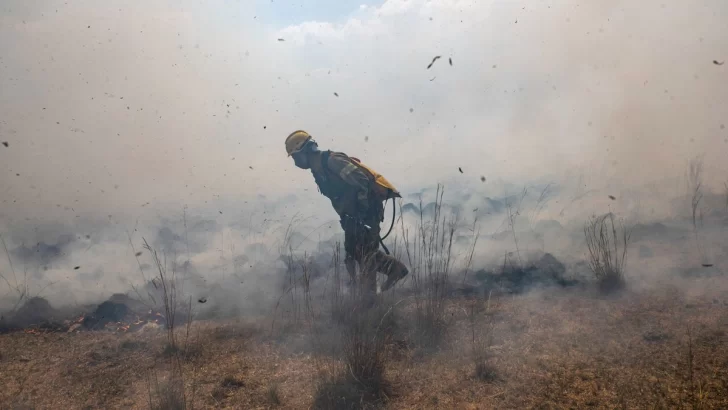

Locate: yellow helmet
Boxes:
[285,130,312,157]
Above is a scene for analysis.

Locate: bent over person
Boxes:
[285,130,409,294]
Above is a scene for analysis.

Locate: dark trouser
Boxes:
[342,214,408,294]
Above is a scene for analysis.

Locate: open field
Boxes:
[2,277,727,409]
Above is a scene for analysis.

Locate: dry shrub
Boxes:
[142,240,199,410]
[584,213,631,293]
[343,309,389,388]
[148,374,187,410]
[314,291,394,409]
[467,296,497,382]
[0,235,57,319]
[147,338,199,410]
[399,184,455,348]
[143,239,184,351]
[267,382,282,406]
[313,358,390,410]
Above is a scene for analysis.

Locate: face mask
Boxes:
[293,152,310,169]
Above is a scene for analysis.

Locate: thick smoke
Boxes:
[1,0,727,311]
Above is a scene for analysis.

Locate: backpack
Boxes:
[348,157,402,200]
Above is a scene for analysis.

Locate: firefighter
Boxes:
[285,130,409,294]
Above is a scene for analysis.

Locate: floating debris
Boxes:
[277,38,285,42]
[1,142,7,147]
[458,167,464,174]
[198,297,207,304]
[429,76,436,81]
[427,55,441,69]
[334,92,339,97]
[713,60,724,66]
[480,176,486,182]
[135,251,142,257]
[449,57,453,66]
[702,263,714,268]
[609,195,616,200]
[74,266,80,270]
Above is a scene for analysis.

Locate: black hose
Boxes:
[380,196,396,241]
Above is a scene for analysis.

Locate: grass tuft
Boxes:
[148,374,186,410]
[399,184,455,349]
[267,382,282,406]
[584,213,631,293]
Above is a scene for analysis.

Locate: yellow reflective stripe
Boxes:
[339,163,359,180]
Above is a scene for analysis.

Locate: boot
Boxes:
[381,264,409,292]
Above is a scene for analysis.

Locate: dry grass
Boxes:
[266,382,282,406]
[584,213,632,293]
[142,239,198,410]
[467,293,497,382]
[311,243,395,409]
[314,302,394,409]
[3,190,728,409]
[398,185,457,349]
[2,280,727,409]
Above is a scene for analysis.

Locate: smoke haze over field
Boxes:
[1,0,727,308]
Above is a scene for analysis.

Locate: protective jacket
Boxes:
[310,150,409,294]
[311,151,399,221]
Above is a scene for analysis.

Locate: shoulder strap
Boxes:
[312,151,331,196]
[321,150,331,174]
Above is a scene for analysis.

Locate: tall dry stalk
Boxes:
[0,235,55,313]
[529,183,552,230]
[584,213,631,292]
[312,239,396,409]
[271,228,319,334]
[504,187,527,266]
[271,215,304,333]
[329,243,345,323]
[143,238,179,350]
[127,229,158,309]
[467,292,496,381]
[399,184,456,347]
[313,292,393,409]
[460,217,480,284]
[142,240,199,410]
[0,235,28,312]
[687,157,706,262]
[299,252,315,324]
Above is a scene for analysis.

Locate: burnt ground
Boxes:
[1,276,727,409]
